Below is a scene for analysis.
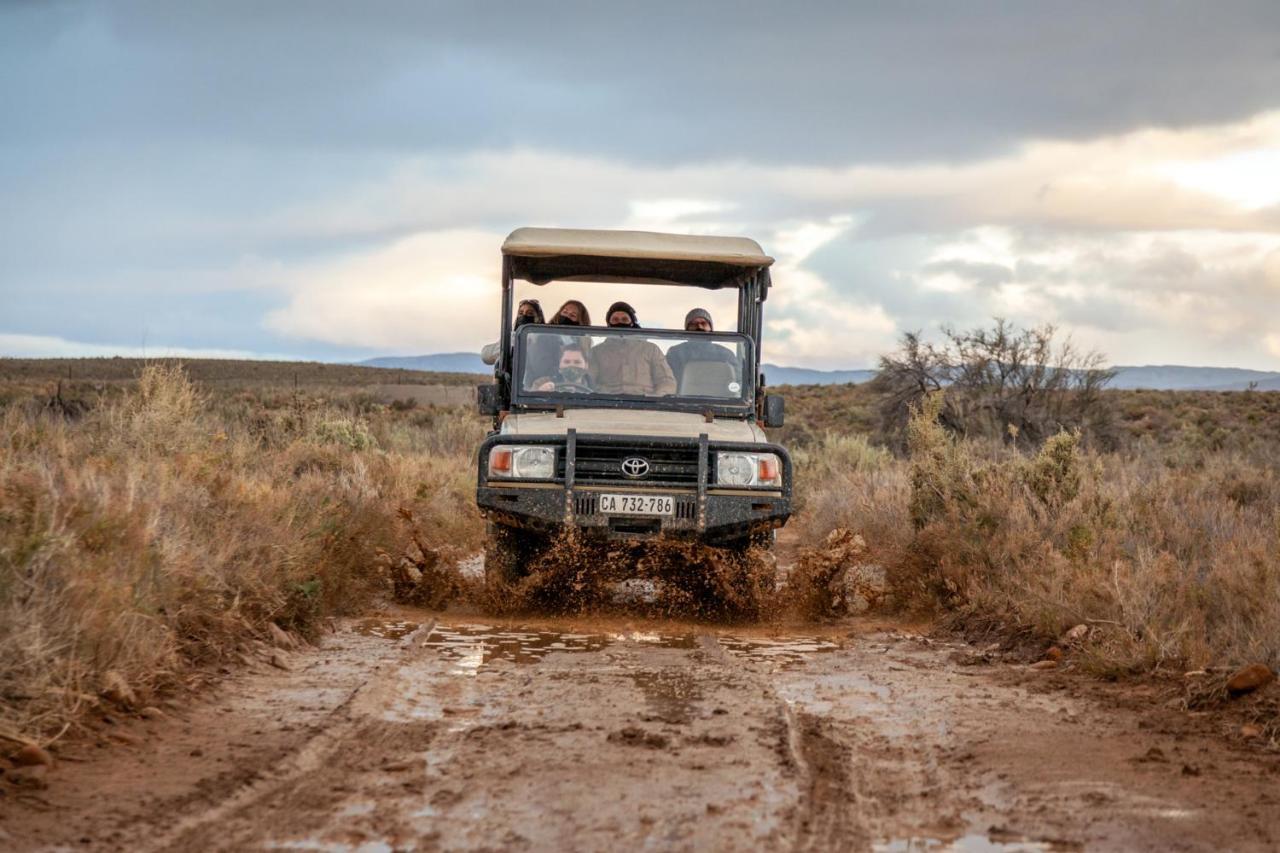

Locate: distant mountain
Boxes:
[359,354,1280,392]
[1110,365,1280,391]
[361,352,489,375]
[761,364,876,386]
[359,353,876,386]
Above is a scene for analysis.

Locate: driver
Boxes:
[531,344,594,393]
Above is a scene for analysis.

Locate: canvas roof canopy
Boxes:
[502,227,774,288]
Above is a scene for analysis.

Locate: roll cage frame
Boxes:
[510,325,757,416]
[494,253,773,413]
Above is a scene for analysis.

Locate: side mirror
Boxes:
[762,394,785,428]
[476,384,500,417]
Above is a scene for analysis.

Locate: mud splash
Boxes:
[396,525,882,625]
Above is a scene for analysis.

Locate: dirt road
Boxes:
[3,606,1278,851]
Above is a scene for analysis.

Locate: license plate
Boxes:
[599,493,674,516]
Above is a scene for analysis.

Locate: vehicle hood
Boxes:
[502,408,766,443]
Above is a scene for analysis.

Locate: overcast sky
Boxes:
[5,1,1280,369]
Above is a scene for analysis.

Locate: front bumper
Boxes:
[475,431,792,544]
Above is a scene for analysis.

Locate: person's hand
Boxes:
[536,380,555,391]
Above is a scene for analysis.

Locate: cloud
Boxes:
[9,2,1280,166]
[7,3,1280,369]
[264,230,501,353]
[0,332,296,360]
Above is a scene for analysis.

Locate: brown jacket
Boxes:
[589,338,677,396]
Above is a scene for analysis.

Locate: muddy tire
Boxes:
[484,524,537,584]
[749,529,776,551]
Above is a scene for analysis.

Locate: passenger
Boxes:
[527,299,592,380]
[549,300,590,327]
[665,308,741,394]
[531,344,594,393]
[588,301,676,396]
[481,299,543,365]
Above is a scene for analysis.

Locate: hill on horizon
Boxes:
[360,353,1280,391]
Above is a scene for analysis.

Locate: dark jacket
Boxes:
[665,339,740,390]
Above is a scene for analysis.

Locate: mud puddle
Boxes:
[719,635,842,667]
[875,834,1080,852]
[351,618,420,640]
[419,623,611,672]
[408,616,848,677]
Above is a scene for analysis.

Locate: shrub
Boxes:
[0,366,483,743]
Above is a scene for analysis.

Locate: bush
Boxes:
[0,365,484,742]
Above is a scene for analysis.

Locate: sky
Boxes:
[4,1,1280,370]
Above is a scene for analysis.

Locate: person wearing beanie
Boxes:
[604,301,640,328]
[482,299,544,365]
[589,301,675,396]
[665,308,741,395]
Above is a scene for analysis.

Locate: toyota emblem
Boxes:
[620,457,650,478]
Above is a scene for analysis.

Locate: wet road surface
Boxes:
[2,611,1278,852]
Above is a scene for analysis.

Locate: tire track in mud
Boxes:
[142,619,441,852]
[7,610,1280,852]
[695,634,870,852]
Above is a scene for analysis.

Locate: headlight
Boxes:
[488,445,557,479]
[715,452,782,487]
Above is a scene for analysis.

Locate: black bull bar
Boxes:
[475,430,793,543]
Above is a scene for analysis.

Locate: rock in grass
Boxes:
[1226,664,1275,697]
[1063,624,1090,644]
[101,670,137,709]
[10,743,54,768]
[268,622,298,650]
[1029,660,1058,671]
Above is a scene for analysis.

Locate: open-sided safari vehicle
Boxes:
[475,228,791,580]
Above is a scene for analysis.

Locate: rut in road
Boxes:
[4,611,1279,852]
[145,618,848,851]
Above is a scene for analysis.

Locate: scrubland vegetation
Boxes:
[3,335,1279,745]
[0,364,484,744]
[792,396,1280,678]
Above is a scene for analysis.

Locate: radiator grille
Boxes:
[563,441,702,486]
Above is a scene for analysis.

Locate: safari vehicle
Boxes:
[475,228,791,580]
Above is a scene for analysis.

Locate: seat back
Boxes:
[678,360,735,396]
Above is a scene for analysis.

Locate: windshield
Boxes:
[514,326,750,405]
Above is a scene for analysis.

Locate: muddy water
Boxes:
[4,606,1278,852]
[420,624,610,669]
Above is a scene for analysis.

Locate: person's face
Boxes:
[517,303,538,320]
[686,317,712,333]
[558,303,581,324]
[559,351,587,371]
[608,310,632,327]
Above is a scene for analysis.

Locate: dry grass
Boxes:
[799,393,1280,678]
[773,381,1280,456]
[0,356,479,387]
[0,364,485,745]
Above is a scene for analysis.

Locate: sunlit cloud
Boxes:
[0,333,297,361]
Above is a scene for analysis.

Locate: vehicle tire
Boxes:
[749,529,776,552]
[484,523,531,584]
[715,535,778,620]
